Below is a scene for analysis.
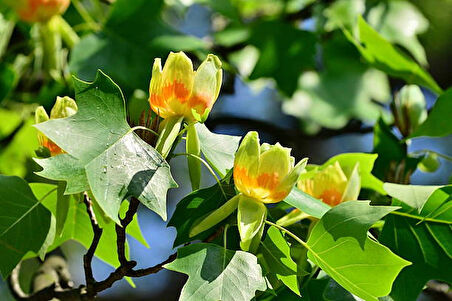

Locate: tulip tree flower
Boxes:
[35,96,77,156]
[277,161,361,227]
[190,131,308,252]
[298,161,361,206]
[149,51,223,187]
[9,0,70,23]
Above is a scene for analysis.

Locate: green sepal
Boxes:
[238,195,267,252]
[155,116,184,158]
[191,108,211,123]
[189,194,240,237]
[186,122,201,190]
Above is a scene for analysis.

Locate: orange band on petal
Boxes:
[162,81,191,104]
[319,189,343,206]
[256,172,280,191]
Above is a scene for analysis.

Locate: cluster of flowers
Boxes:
[35,51,361,250]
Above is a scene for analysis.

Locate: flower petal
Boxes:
[50,96,77,119]
[256,143,291,194]
[234,131,260,195]
[237,195,267,252]
[188,54,222,119]
[161,51,194,104]
[341,163,361,202]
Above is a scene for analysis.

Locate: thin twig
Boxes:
[82,192,103,299]
[116,197,140,265]
[126,253,177,277]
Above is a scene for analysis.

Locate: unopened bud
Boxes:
[393,85,427,136]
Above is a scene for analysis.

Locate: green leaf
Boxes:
[195,123,241,177]
[247,20,316,96]
[283,187,331,219]
[368,1,429,65]
[322,152,385,194]
[0,175,52,278]
[380,197,452,301]
[344,16,441,94]
[410,88,452,138]
[0,109,21,140]
[164,243,267,301]
[306,201,410,301]
[260,226,299,296]
[55,182,70,237]
[69,0,205,92]
[383,183,443,212]
[0,119,39,177]
[35,154,89,194]
[168,177,236,247]
[35,71,177,223]
[373,118,421,181]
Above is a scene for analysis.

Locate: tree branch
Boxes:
[82,192,103,299]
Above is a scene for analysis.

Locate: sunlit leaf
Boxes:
[165,243,267,301]
[306,201,410,301]
[35,71,177,223]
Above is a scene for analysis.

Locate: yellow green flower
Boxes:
[9,0,70,23]
[149,51,222,122]
[234,132,308,204]
[298,161,360,206]
[35,96,77,156]
[190,131,307,252]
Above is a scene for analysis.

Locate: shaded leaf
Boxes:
[165,243,266,301]
[260,226,299,295]
[0,175,51,278]
[383,183,442,212]
[168,177,236,247]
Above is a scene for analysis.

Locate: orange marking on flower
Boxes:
[319,189,343,206]
[150,93,165,107]
[42,139,64,156]
[189,93,210,110]
[257,172,280,191]
[234,166,257,188]
[162,81,190,103]
[268,190,290,203]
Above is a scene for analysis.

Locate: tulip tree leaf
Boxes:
[283,187,331,219]
[306,201,410,301]
[195,123,241,177]
[34,71,177,223]
[247,20,316,96]
[410,88,452,138]
[0,175,52,278]
[260,226,300,296]
[344,17,441,94]
[164,243,267,301]
[380,187,452,301]
[35,154,89,194]
[383,183,443,212]
[168,177,236,247]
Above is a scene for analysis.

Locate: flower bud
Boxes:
[149,52,222,122]
[35,96,77,156]
[393,85,427,137]
[9,0,70,23]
